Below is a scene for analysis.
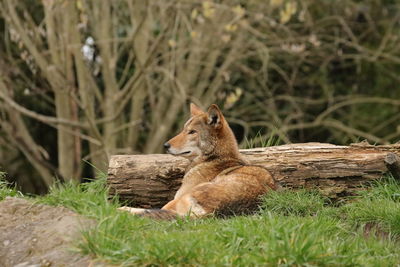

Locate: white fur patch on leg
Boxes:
[188,197,207,217]
[118,206,147,214]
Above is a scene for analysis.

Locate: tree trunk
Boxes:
[107,142,400,208]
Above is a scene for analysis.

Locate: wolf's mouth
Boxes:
[166,149,192,156]
[168,150,191,156]
[177,151,191,155]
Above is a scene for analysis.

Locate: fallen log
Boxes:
[107,142,400,208]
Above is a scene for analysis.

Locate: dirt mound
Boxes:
[0,197,95,267]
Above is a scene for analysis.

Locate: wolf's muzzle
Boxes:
[164,142,171,150]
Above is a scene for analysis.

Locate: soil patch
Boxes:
[0,197,95,267]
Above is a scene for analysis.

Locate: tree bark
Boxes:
[107,142,400,208]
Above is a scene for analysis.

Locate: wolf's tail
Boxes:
[139,209,178,220]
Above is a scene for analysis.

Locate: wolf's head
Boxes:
[164,103,240,161]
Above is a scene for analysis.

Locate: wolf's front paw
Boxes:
[117,206,146,214]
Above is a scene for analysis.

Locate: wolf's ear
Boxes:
[190,103,203,116]
[207,104,223,127]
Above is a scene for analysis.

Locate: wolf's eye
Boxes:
[188,130,197,134]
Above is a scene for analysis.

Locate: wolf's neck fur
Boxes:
[175,114,247,199]
[190,122,242,169]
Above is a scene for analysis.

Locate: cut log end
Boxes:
[384,153,400,180]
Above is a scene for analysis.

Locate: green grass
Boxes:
[339,176,400,236]
[260,189,329,217]
[2,171,400,266]
[243,130,282,149]
[0,171,22,200]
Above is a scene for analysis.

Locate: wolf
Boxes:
[119,103,277,219]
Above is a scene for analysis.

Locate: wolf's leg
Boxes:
[118,190,211,219]
[162,193,209,218]
[118,206,178,220]
[117,206,148,214]
[117,200,185,219]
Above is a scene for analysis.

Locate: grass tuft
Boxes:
[243,130,282,149]
[0,171,22,200]
[37,172,120,219]
[260,189,328,216]
[339,175,400,236]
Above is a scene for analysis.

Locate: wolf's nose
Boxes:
[163,142,171,150]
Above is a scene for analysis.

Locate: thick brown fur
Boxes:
[118,103,276,219]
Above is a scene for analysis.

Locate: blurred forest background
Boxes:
[0,0,399,194]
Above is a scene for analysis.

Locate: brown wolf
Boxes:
[119,103,277,219]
